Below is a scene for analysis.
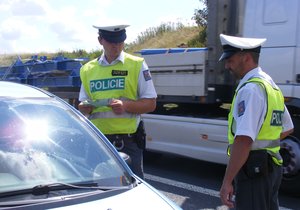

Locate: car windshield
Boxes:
[0,97,132,196]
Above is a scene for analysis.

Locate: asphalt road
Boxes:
[143,152,300,210]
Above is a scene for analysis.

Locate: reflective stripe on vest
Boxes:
[252,139,280,150]
[227,139,283,165]
[89,111,137,120]
[227,139,280,152]
[227,77,284,165]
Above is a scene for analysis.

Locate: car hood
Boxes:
[50,182,181,210]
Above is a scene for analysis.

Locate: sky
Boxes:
[0,0,202,55]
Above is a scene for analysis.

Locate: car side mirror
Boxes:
[118,152,131,166]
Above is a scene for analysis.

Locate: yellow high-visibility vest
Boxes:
[80,53,143,134]
[228,77,284,165]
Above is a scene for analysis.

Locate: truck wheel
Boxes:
[280,137,300,195]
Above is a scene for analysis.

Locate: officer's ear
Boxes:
[98,35,104,43]
[239,51,250,63]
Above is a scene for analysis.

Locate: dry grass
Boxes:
[0,55,18,66]
[0,26,201,66]
[127,26,200,55]
[0,53,57,67]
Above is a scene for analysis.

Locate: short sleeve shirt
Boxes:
[232,67,294,141]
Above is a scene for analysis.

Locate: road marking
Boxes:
[145,174,220,197]
[145,174,293,210]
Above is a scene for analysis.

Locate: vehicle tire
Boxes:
[280,137,300,196]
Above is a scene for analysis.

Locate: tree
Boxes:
[193,0,208,28]
[190,0,208,46]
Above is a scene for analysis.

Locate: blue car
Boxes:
[0,81,181,210]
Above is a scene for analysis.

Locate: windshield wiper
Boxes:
[0,181,132,199]
[32,182,99,195]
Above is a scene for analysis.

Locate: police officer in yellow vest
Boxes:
[218,34,294,210]
[78,24,157,179]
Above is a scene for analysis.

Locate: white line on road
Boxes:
[145,174,220,197]
[145,174,293,210]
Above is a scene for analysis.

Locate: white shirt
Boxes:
[233,67,294,141]
[79,51,157,101]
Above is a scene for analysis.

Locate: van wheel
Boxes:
[280,137,300,195]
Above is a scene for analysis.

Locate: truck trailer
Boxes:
[140,0,300,195]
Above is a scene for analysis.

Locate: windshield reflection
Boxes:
[0,98,131,195]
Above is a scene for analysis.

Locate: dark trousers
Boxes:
[234,161,282,210]
[106,134,144,179]
[121,139,144,179]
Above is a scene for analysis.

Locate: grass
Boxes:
[126,26,202,55]
[0,24,203,66]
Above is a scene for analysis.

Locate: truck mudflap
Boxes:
[280,136,300,195]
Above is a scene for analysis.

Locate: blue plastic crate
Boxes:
[0,66,8,77]
[28,76,75,87]
[27,76,81,87]
[72,76,81,87]
[25,62,57,73]
[0,65,26,79]
[57,60,81,70]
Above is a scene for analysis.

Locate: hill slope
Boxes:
[0,26,201,66]
[126,26,201,55]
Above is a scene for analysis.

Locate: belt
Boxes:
[105,133,136,140]
[105,133,136,150]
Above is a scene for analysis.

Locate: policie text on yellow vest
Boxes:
[90,77,125,93]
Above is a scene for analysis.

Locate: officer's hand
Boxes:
[220,181,235,208]
[109,99,126,115]
[78,102,94,117]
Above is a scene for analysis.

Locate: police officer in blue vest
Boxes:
[78,24,157,179]
[218,34,294,210]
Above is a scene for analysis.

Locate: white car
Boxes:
[0,81,181,210]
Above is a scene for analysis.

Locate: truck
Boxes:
[0,0,299,195]
[139,0,300,195]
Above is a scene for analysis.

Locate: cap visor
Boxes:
[219,51,237,61]
[102,33,126,43]
[104,36,126,43]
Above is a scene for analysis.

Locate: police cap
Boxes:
[93,24,129,43]
[219,34,266,61]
